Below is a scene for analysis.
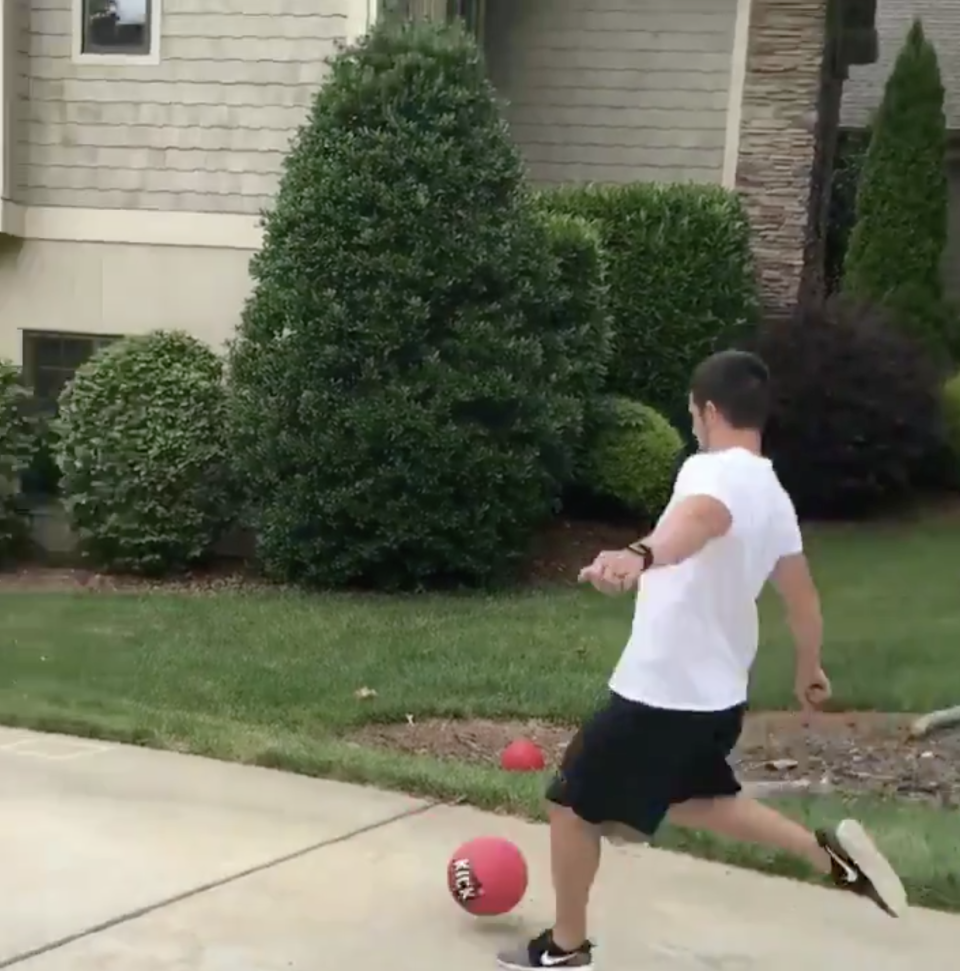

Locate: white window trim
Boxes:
[71,0,163,67]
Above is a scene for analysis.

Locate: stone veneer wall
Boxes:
[736,0,829,312]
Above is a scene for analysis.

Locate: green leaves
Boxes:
[580,396,684,521]
[229,18,586,590]
[943,372,960,482]
[843,18,949,344]
[0,360,40,560]
[54,331,232,575]
[536,183,759,428]
[755,298,946,518]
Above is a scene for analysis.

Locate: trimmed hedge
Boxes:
[536,182,759,424]
[0,360,39,560]
[56,330,232,575]
[539,210,612,456]
[229,19,579,590]
[755,297,946,518]
[882,286,960,371]
[580,396,683,521]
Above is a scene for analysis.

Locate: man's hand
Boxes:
[795,663,831,711]
[577,549,643,595]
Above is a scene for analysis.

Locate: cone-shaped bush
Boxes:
[844,19,947,310]
[229,19,575,590]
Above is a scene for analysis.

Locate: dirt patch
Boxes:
[524,518,639,586]
[0,564,272,594]
[349,711,960,807]
[2,516,636,592]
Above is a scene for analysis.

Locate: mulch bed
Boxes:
[0,517,637,592]
[0,564,273,593]
[523,518,638,586]
[349,712,960,808]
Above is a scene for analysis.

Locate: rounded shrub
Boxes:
[581,397,684,521]
[56,330,231,575]
[229,19,576,590]
[0,360,39,560]
[754,297,946,518]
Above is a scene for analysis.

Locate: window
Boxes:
[447,0,485,40]
[22,332,122,415]
[381,0,485,41]
[77,0,158,61]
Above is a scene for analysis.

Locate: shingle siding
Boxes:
[14,0,350,213]
[483,0,738,186]
[842,0,960,130]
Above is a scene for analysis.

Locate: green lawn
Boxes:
[3,514,960,912]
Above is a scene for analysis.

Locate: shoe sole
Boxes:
[496,961,594,971]
[836,818,909,917]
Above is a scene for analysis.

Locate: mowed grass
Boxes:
[2,514,960,911]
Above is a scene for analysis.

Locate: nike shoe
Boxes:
[496,929,593,969]
[817,819,908,917]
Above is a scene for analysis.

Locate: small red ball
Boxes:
[500,738,546,772]
[447,836,528,916]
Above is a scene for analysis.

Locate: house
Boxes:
[0,0,863,405]
[842,0,960,298]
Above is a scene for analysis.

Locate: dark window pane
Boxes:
[82,0,150,55]
[60,337,96,370]
[34,336,63,369]
[33,368,70,405]
[23,332,125,412]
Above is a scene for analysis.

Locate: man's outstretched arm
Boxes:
[638,494,732,567]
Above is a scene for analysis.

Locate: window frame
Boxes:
[21,330,124,416]
[447,0,485,42]
[72,0,163,66]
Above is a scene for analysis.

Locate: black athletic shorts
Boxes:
[546,691,745,838]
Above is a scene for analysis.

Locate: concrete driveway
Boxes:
[1,726,955,971]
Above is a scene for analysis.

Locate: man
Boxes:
[496,350,906,971]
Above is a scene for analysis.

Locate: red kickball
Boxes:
[500,737,546,772]
[447,837,528,916]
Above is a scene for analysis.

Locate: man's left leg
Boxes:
[496,695,675,971]
[549,803,601,952]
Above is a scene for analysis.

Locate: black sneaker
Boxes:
[817,819,908,917]
[496,929,594,970]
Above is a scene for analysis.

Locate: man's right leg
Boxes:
[669,796,908,917]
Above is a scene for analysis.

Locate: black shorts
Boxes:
[546,692,745,838]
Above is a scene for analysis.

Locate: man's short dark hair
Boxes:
[689,350,770,430]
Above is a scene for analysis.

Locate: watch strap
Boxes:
[626,541,655,571]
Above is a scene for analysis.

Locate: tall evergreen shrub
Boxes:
[229,19,578,589]
[844,19,948,318]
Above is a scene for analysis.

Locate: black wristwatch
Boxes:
[626,541,655,571]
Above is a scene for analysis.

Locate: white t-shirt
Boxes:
[608,447,802,712]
